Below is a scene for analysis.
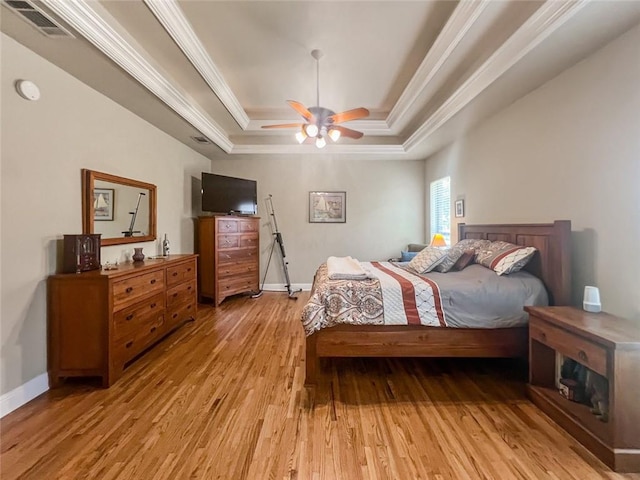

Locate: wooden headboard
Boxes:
[458,220,572,306]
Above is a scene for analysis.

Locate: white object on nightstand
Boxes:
[583,285,602,313]
[15,80,41,101]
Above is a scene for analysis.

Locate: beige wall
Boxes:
[208,156,425,287]
[1,34,211,396]
[425,24,640,321]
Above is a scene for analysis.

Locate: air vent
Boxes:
[3,0,74,38]
[191,136,211,145]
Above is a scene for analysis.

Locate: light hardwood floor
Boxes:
[1,292,638,480]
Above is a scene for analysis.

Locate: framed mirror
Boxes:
[82,169,157,246]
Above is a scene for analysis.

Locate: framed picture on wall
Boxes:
[94,188,114,221]
[309,191,346,223]
[455,199,465,218]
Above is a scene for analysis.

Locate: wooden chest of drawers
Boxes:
[47,254,197,387]
[197,216,259,306]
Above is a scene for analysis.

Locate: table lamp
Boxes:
[430,233,447,248]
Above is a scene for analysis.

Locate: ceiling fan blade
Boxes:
[332,125,364,139]
[261,123,304,129]
[329,107,370,124]
[287,100,313,121]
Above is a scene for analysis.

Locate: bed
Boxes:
[303,220,571,385]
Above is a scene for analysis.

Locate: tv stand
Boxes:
[197,215,260,306]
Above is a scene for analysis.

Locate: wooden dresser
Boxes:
[526,306,640,472]
[48,254,197,387]
[197,215,259,306]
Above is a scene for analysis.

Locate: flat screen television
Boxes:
[201,172,257,215]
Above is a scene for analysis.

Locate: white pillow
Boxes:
[407,247,448,274]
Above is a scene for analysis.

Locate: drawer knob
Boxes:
[126,287,133,293]
[126,341,133,349]
[126,314,134,321]
[578,350,587,362]
[187,268,192,272]
[150,303,156,308]
[150,326,156,333]
[150,279,157,284]
[173,293,178,298]
[188,286,192,291]
[172,272,178,277]
[173,313,178,319]
[540,332,546,341]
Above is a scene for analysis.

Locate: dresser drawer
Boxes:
[167,280,196,308]
[217,219,238,233]
[530,319,608,376]
[239,220,258,232]
[218,262,258,279]
[219,273,258,294]
[166,300,196,331]
[113,270,165,311]
[218,248,258,264]
[218,235,239,249]
[115,315,165,364]
[167,259,196,286]
[240,234,258,248]
[113,293,164,341]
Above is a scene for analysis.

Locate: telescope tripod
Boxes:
[252,195,301,299]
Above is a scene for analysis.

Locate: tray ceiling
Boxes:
[2,0,640,161]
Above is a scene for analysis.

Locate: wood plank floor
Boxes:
[1,292,638,480]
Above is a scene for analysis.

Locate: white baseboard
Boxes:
[0,373,49,418]
[261,283,312,292]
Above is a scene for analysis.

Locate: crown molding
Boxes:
[41,0,233,153]
[404,0,587,152]
[143,0,250,130]
[387,0,490,130]
[230,143,406,155]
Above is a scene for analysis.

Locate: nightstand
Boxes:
[525,306,640,472]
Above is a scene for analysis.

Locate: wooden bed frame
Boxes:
[304,220,572,385]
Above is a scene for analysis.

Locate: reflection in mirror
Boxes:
[82,169,157,246]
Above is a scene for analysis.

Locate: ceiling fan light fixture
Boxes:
[263,50,369,144]
[305,123,319,137]
[295,129,307,144]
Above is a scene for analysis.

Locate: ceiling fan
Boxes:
[261,49,370,148]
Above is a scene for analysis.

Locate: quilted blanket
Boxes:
[301,261,447,336]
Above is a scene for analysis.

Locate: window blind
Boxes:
[430,176,451,244]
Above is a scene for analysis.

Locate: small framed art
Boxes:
[455,199,465,218]
[94,188,114,221]
[309,191,346,223]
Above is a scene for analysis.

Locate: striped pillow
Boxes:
[475,241,537,275]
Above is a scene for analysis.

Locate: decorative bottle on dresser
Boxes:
[162,234,170,256]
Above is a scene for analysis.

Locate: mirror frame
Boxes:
[82,169,157,246]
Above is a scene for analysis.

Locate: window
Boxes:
[430,176,451,244]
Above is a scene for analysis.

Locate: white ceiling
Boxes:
[3,0,640,161]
